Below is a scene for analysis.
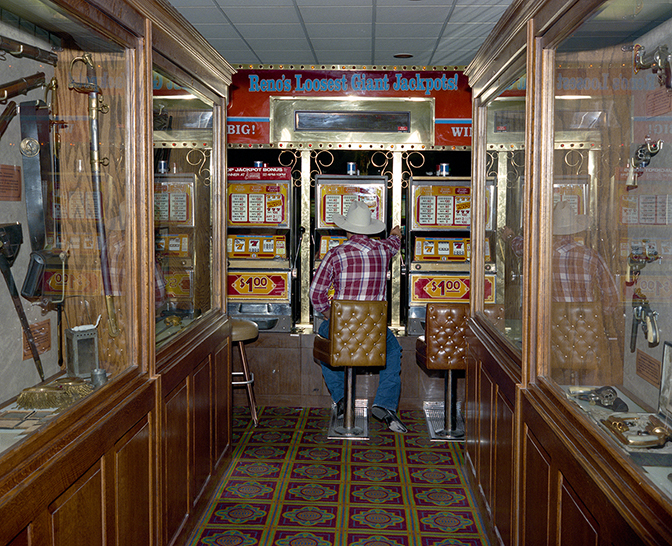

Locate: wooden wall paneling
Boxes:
[213,339,232,466]
[5,528,28,546]
[522,392,650,546]
[49,461,105,546]
[522,424,552,546]
[494,389,514,545]
[113,414,153,546]
[478,366,495,509]
[465,356,479,478]
[163,380,190,544]
[558,477,599,546]
[192,357,213,506]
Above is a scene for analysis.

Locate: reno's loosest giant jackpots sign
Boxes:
[227,68,472,147]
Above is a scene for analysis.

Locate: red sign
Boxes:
[410,274,495,303]
[227,68,472,147]
[227,272,290,301]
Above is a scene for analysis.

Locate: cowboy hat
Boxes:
[553,201,590,235]
[333,200,385,234]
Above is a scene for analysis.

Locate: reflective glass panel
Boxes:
[153,70,214,348]
[0,0,131,452]
[483,73,526,348]
[552,0,672,500]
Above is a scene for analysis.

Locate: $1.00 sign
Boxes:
[227,272,290,301]
[410,274,495,303]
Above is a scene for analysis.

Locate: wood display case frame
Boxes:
[0,1,234,545]
[466,0,672,544]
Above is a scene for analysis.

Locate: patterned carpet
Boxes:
[186,406,490,546]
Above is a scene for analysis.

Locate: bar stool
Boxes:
[313,299,388,440]
[416,303,469,441]
[231,318,259,427]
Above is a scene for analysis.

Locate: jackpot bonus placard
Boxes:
[411,185,471,230]
[227,182,289,227]
[317,184,385,229]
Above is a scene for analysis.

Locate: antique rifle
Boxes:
[0,35,57,66]
[0,72,45,104]
[0,100,17,141]
[69,54,119,337]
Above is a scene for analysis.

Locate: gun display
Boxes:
[0,100,17,141]
[630,288,660,352]
[0,35,57,66]
[0,72,45,103]
[69,54,119,337]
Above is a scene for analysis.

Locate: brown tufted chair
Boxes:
[550,302,616,384]
[313,300,388,438]
[416,303,470,439]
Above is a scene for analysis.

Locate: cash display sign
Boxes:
[227,271,290,301]
[410,274,495,303]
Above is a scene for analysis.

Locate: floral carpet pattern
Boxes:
[186,406,490,546]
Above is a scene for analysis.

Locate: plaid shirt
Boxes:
[310,233,400,316]
[552,236,619,312]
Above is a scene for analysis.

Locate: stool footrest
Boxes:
[232,371,255,386]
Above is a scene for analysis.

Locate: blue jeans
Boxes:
[318,319,402,411]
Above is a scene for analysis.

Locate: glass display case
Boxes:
[480,73,526,348]
[153,70,214,347]
[548,0,672,500]
[0,0,134,452]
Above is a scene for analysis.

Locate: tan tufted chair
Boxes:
[416,303,470,439]
[550,302,616,384]
[313,300,388,437]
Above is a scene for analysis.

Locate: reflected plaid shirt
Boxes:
[310,233,400,316]
[552,237,619,313]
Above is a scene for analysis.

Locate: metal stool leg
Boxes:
[233,340,258,426]
[436,369,463,439]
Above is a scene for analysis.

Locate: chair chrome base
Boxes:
[327,399,370,440]
[423,400,465,442]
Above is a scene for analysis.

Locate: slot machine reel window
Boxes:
[480,73,526,348]
[153,70,214,347]
[0,0,134,453]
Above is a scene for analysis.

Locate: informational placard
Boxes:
[154,174,195,228]
[227,235,287,259]
[0,164,22,201]
[228,166,291,181]
[227,271,290,301]
[413,237,469,262]
[316,183,385,229]
[410,273,495,303]
[411,184,471,230]
[227,181,289,227]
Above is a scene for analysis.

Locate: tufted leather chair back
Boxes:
[313,300,388,368]
[416,303,470,370]
[550,302,609,371]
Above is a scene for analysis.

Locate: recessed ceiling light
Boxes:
[394,53,413,59]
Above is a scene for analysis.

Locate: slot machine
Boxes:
[312,174,389,332]
[405,175,496,334]
[226,167,299,331]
